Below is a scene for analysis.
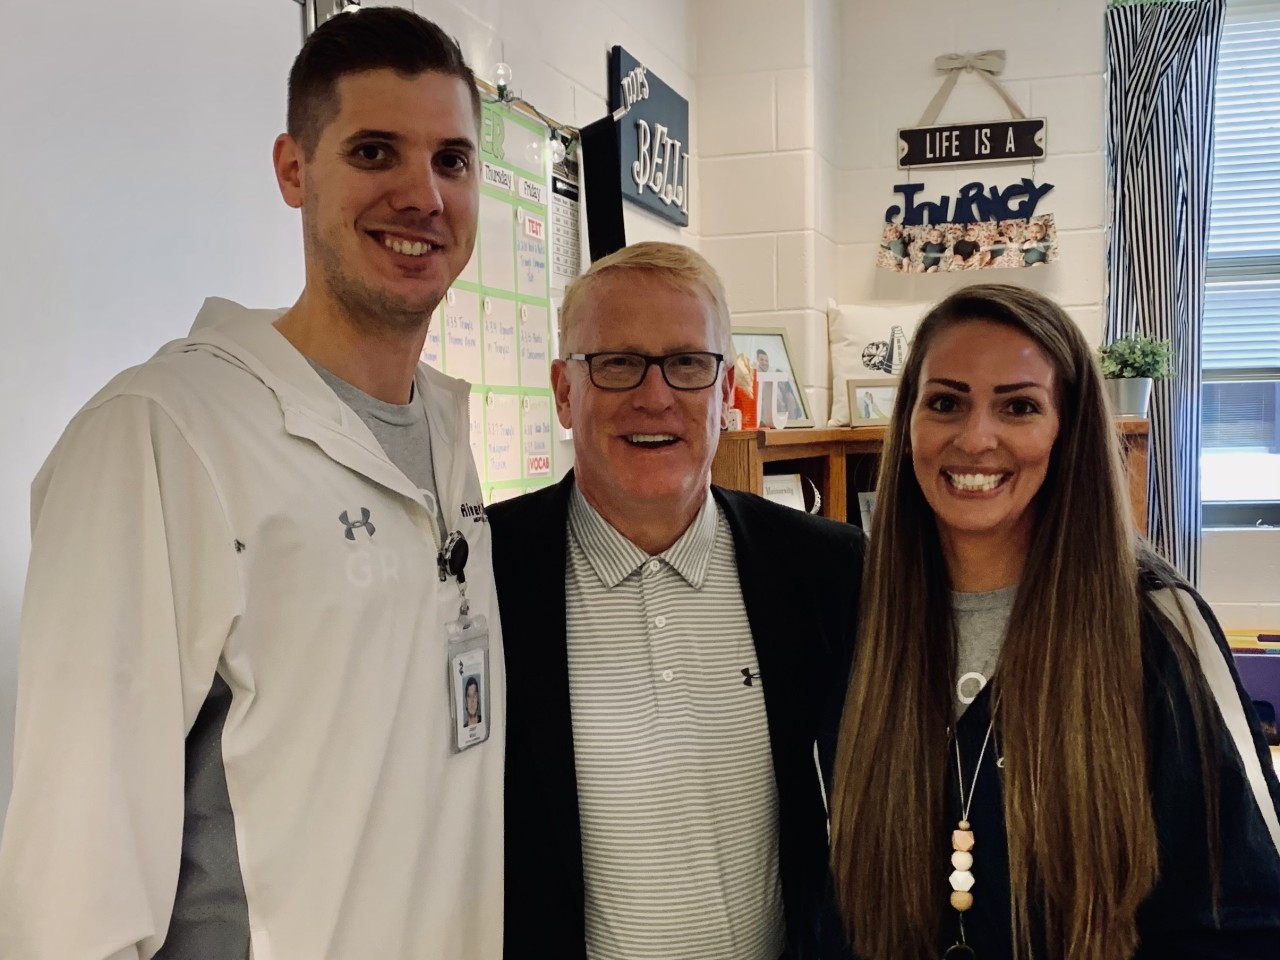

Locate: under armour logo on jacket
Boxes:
[339,508,376,540]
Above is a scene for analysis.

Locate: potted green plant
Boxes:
[1097,333,1173,418]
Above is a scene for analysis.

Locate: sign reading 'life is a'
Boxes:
[898,118,1046,169]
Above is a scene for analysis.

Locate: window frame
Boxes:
[1202,1,1280,528]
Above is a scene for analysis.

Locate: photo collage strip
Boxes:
[877,213,1057,273]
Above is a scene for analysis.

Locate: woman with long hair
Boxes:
[830,284,1280,959]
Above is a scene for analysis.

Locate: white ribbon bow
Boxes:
[934,50,1007,75]
[918,49,1026,127]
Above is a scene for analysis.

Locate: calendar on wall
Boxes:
[420,100,557,503]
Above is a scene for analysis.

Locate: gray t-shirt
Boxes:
[953,584,1017,717]
[310,361,448,534]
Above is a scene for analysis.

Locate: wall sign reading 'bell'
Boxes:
[607,46,690,228]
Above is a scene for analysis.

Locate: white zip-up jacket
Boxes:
[0,298,505,960]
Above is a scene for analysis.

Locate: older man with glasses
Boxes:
[488,241,865,960]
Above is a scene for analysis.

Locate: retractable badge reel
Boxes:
[440,531,491,753]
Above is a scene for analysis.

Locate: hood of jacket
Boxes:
[159,297,475,510]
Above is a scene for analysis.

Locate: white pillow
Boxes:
[827,300,929,426]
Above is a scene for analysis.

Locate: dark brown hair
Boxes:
[829,283,1218,959]
[287,7,480,156]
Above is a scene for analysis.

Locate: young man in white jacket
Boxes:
[0,9,504,960]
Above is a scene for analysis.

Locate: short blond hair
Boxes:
[558,241,732,355]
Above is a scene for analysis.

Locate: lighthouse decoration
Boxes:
[861,325,911,376]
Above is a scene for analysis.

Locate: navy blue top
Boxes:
[936,586,1280,959]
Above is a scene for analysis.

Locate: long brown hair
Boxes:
[829,284,1213,959]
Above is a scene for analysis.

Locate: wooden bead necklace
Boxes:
[943,718,994,960]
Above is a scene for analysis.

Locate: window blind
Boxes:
[1205,0,1280,371]
[1204,278,1280,370]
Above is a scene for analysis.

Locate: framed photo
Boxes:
[847,378,900,426]
[731,326,813,428]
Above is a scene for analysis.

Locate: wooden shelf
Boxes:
[713,420,1151,535]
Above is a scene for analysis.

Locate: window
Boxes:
[1203,0,1280,527]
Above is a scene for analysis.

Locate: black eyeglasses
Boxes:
[567,351,725,391]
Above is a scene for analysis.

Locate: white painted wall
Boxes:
[0,0,305,819]
[0,0,697,817]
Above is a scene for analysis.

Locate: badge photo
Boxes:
[453,648,489,749]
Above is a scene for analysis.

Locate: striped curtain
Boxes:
[1105,0,1226,584]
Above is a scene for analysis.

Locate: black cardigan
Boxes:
[488,474,865,960]
[936,585,1280,959]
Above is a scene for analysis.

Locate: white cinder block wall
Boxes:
[694,0,1276,627]
[835,0,1109,346]
[694,0,840,424]
[390,0,698,245]
[695,0,1109,424]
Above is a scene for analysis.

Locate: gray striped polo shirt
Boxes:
[566,485,784,960]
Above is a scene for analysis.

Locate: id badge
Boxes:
[447,613,491,752]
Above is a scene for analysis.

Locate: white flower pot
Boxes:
[1105,377,1153,418]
